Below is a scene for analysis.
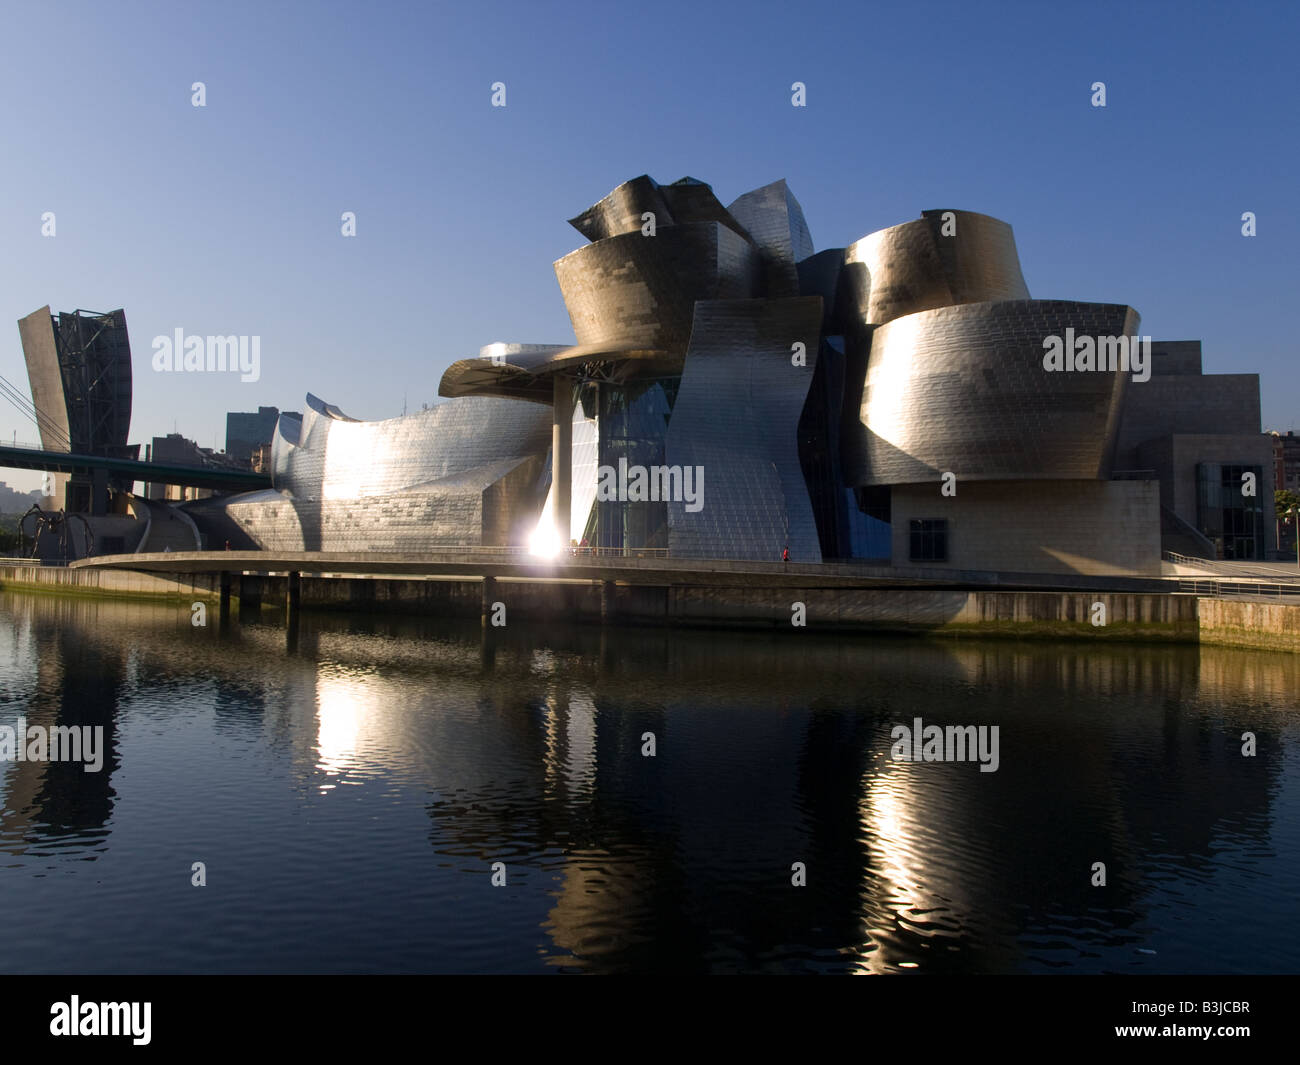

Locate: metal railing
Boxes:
[556,546,670,559]
[1164,550,1300,579]
[250,545,677,561]
[1176,578,1300,599]
[1164,550,1211,567]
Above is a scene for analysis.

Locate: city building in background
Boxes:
[1272,429,1300,556]
[144,433,242,501]
[1272,430,1300,494]
[226,406,284,466]
[250,441,273,474]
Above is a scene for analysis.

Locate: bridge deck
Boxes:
[0,443,270,491]
[67,550,1183,592]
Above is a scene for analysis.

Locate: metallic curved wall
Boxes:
[270,409,303,487]
[842,210,1029,327]
[659,178,752,240]
[194,453,546,553]
[570,175,756,246]
[796,249,846,335]
[568,175,674,243]
[848,300,1139,486]
[554,222,760,354]
[725,179,814,298]
[185,177,1171,569]
[192,394,555,551]
[272,393,551,501]
[666,297,825,561]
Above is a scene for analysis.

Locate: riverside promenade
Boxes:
[0,549,1297,650]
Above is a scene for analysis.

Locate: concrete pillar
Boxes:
[600,579,615,624]
[90,467,109,517]
[552,375,573,551]
[481,575,496,627]
[219,570,232,626]
[236,574,259,619]
[285,571,301,649]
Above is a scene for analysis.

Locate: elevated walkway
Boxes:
[68,548,1178,593]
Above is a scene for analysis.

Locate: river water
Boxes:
[0,591,1296,974]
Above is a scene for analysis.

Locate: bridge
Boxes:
[0,441,272,497]
[67,548,1185,591]
[62,548,1300,607]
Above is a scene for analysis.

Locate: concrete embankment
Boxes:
[6,563,1297,650]
[0,564,223,602]
[1196,597,1300,652]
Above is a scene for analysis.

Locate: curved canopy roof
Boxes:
[438,342,679,401]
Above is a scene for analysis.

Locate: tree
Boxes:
[1277,489,1300,521]
[0,518,20,554]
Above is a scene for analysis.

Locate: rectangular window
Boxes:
[909,519,948,562]
[1196,462,1264,560]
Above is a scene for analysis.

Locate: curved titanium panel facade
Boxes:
[272,394,551,501]
[725,179,814,298]
[554,222,761,354]
[848,300,1139,486]
[568,175,674,243]
[438,343,572,402]
[659,178,752,241]
[570,174,755,246]
[178,173,1185,575]
[195,452,545,553]
[192,393,556,552]
[439,341,679,401]
[843,210,1029,327]
[666,297,824,562]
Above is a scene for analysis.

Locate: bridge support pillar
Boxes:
[285,571,301,649]
[481,575,496,627]
[600,580,615,624]
[90,467,109,517]
[219,570,232,625]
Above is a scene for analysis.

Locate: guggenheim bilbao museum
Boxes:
[192,175,1273,576]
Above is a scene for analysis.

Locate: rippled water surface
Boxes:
[0,592,1297,973]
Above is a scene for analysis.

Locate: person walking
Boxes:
[782,545,790,563]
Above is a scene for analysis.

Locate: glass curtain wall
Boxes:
[590,376,680,553]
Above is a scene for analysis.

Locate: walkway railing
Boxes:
[1176,577,1300,599]
[1164,550,1300,580]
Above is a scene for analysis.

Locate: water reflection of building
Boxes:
[0,605,124,850]
[1,597,1289,970]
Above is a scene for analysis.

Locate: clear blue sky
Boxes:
[1,0,1295,491]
